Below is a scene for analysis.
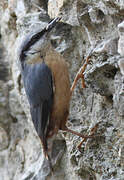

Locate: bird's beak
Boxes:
[46,17,62,31]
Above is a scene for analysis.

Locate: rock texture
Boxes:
[0,0,124,180]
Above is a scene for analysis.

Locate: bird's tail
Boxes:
[30,104,48,153]
[30,102,53,171]
[42,138,53,172]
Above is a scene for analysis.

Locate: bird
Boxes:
[18,17,95,170]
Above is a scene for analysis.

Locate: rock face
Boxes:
[0,0,124,180]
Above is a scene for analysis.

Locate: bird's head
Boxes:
[19,17,61,64]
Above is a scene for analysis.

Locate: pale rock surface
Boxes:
[118,21,124,57]
[0,0,124,180]
[117,20,124,95]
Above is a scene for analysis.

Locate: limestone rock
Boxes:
[118,21,124,79]
[0,0,124,180]
[0,126,9,151]
[118,21,124,57]
[118,59,124,76]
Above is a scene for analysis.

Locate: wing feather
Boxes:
[23,62,53,153]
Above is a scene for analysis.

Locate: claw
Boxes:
[77,123,100,150]
[70,56,91,93]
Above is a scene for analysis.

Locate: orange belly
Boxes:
[45,49,71,136]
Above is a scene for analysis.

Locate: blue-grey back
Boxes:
[23,62,53,107]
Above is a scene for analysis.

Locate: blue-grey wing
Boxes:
[23,62,53,107]
[23,62,53,148]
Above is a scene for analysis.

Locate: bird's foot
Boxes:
[77,122,101,151]
[70,55,93,94]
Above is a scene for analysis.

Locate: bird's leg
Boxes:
[70,56,91,95]
[61,126,96,139]
[77,122,100,151]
